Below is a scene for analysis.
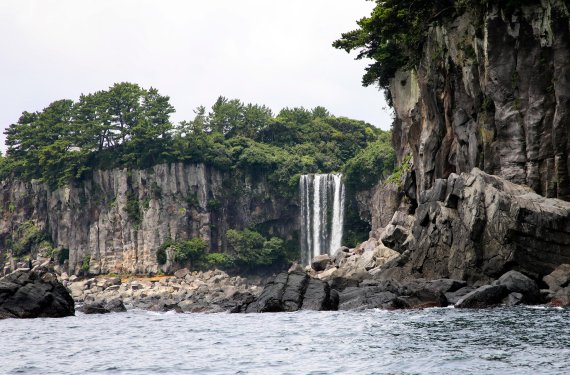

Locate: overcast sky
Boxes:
[0,0,392,152]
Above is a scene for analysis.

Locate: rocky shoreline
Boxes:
[64,269,264,314]
[1,258,569,319]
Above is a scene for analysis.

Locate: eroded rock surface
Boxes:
[0,269,74,319]
[378,169,570,284]
[391,1,570,201]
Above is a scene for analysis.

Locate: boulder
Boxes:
[333,247,350,266]
[0,269,75,319]
[338,286,397,311]
[542,264,570,293]
[445,286,476,305]
[455,285,509,308]
[379,211,415,253]
[79,298,126,314]
[503,292,524,307]
[549,287,570,307]
[311,255,332,272]
[301,278,338,311]
[174,268,190,279]
[328,266,370,291]
[496,270,541,304]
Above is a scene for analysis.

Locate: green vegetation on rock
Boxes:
[333,0,538,95]
[343,131,395,191]
[157,229,295,274]
[1,84,392,197]
[9,221,52,257]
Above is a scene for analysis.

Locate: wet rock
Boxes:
[301,279,337,311]
[445,286,476,305]
[79,298,126,314]
[0,270,75,319]
[455,285,509,308]
[503,292,524,307]
[328,266,370,291]
[338,287,397,311]
[549,287,570,307]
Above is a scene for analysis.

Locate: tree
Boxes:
[170,238,209,267]
[209,96,244,136]
[225,229,286,270]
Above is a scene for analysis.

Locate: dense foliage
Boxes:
[156,229,295,273]
[225,229,295,272]
[333,0,538,93]
[1,83,392,195]
[342,131,395,190]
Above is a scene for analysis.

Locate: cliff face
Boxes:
[365,1,570,283]
[391,0,570,200]
[0,163,297,275]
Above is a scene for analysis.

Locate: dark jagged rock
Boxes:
[455,285,509,309]
[496,271,541,304]
[378,169,570,284]
[302,279,337,311]
[241,272,337,313]
[445,287,476,305]
[338,287,397,311]
[80,298,127,314]
[338,279,450,310]
[549,287,570,307]
[503,292,524,307]
[328,267,371,291]
[0,269,75,319]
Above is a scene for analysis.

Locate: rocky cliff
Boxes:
[0,163,297,275]
[356,1,570,285]
[391,0,570,200]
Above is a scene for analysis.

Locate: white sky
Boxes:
[0,0,393,152]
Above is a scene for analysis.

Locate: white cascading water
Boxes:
[299,174,345,265]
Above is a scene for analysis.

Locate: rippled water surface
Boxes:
[1,307,569,374]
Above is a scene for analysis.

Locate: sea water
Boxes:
[1,307,569,374]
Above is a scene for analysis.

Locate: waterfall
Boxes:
[300,174,345,265]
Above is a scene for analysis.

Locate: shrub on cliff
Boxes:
[225,229,291,272]
[343,130,395,191]
[9,221,52,257]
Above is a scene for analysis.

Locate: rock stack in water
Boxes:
[0,268,75,319]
